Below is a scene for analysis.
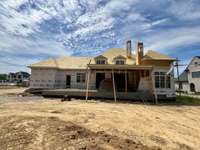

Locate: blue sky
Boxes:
[0,0,200,73]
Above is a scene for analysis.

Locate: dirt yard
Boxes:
[0,87,26,96]
[0,88,200,150]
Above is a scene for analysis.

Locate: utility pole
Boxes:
[175,58,181,96]
[174,58,187,96]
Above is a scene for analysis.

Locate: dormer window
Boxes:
[116,59,125,65]
[113,55,126,65]
[94,55,107,64]
[96,59,106,64]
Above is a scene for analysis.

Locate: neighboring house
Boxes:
[7,73,16,82]
[0,74,7,81]
[0,74,7,85]
[29,41,176,100]
[175,56,200,93]
[7,71,30,83]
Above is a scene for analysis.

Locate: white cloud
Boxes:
[0,0,200,73]
[145,26,200,53]
[3,0,28,8]
[151,18,169,26]
[0,1,52,36]
[103,0,139,15]
[169,0,200,20]
[0,30,71,57]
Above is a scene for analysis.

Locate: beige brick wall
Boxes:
[188,57,200,92]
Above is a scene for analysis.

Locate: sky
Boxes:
[0,0,200,74]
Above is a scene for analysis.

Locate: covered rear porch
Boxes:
[86,64,155,101]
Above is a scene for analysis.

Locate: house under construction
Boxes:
[29,41,176,101]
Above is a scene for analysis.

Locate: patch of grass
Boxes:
[176,95,200,105]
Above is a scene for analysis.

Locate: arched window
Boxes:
[190,83,195,92]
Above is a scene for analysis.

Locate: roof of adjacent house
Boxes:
[175,70,188,82]
[29,48,175,69]
[195,56,200,59]
[8,71,30,76]
[16,71,30,77]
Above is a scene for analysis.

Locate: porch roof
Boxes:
[88,64,153,70]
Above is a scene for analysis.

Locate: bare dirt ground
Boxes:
[0,87,26,96]
[0,88,200,150]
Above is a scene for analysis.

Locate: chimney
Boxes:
[136,42,143,65]
[126,40,132,58]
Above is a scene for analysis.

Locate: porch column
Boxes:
[125,70,128,92]
[85,69,91,102]
[151,69,158,104]
[112,69,117,102]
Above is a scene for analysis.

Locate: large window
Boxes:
[115,59,125,65]
[154,72,171,89]
[76,73,86,83]
[96,59,106,64]
[192,71,200,78]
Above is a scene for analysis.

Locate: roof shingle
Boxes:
[30,49,175,69]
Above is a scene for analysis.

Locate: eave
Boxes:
[88,64,153,70]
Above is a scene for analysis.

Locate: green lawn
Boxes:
[176,95,200,105]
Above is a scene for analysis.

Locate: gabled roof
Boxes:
[16,72,30,77]
[30,58,58,68]
[113,55,126,60]
[186,56,200,69]
[143,50,175,61]
[56,56,91,69]
[175,70,188,82]
[30,48,174,69]
[30,56,91,69]
[94,55,107,60]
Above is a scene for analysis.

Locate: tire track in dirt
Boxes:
[0,115,161,150]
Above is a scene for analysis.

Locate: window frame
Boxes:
[115,59,125,65]
[96,59,107,64]
[192,71,200,78]
[154,72,171,89]
[76,73,86,83]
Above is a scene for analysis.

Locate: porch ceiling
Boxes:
[88,64,153,70]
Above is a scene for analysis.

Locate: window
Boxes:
[155,72,160,88]
[96,59,106,64]
[192,71,200,78]
[160,72,165,88]
[154,72,171,89]
[18,75,21,79]
[166,75,171,88]
[194,62,200,66]
[179,82,183,89]
[76,73,86,83]
[116,60,125,65]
